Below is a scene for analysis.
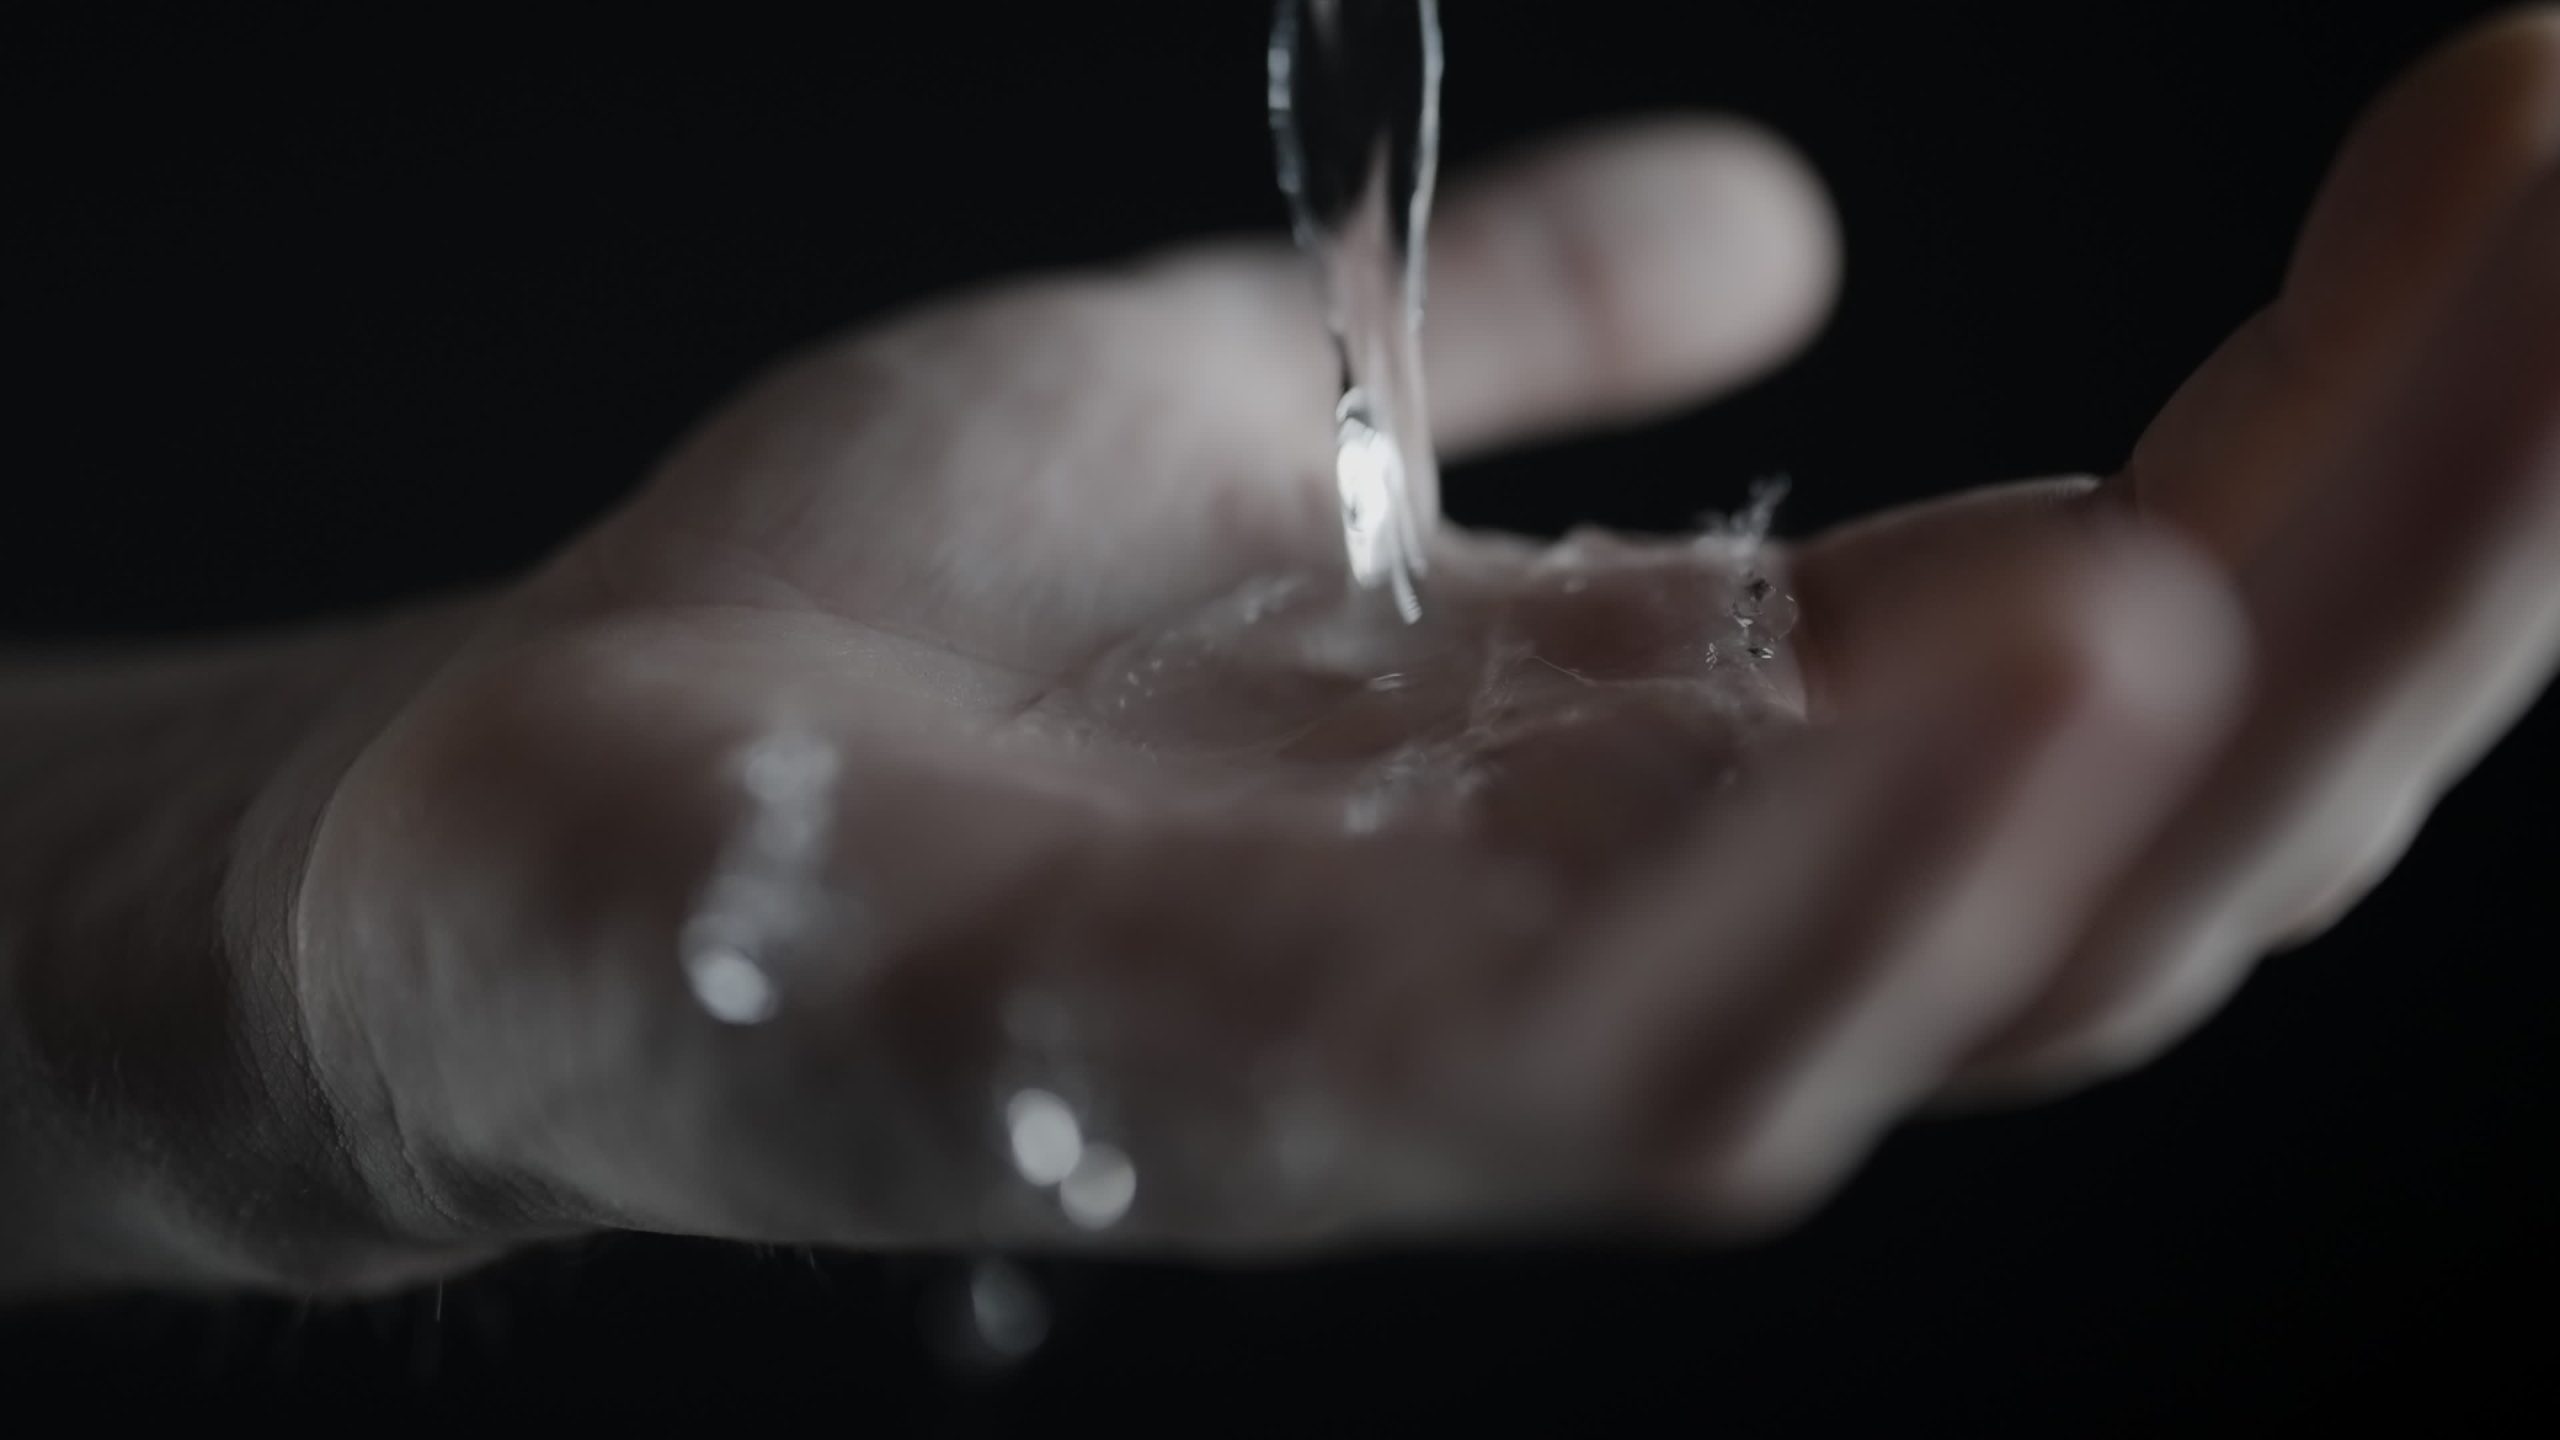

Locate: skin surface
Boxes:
[0,11,2554,1294]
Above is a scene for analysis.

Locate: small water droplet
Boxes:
[1005,1089,1086,1188]
[1755,585,1801,641]
[685,944,780,1026]
[1059,1144,1138,1231]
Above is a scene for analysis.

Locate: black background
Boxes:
[4,1,2552,1429]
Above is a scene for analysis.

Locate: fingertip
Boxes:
[2438,5,2560,105]
[1530,116,1842,387]
[2020,531,2253,749]
[2281,4,2560,357]
[1828,523,2251,757]
[1427,115,1841,453]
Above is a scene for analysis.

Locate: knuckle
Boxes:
[2013,541,2247,740]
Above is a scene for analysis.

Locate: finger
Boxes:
[1964,157,2560,1093]
[1611,11,2558,1107]
[1148,116,1838,455]
[1786,475,2104,718]
[762,116,1837,669]
[1532,531,2243,1224]
[1795,17,2560,709]
[2117,10,2560,564]
[1420,116,1840,457]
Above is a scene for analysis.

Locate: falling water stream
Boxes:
[1270,0,1444,622]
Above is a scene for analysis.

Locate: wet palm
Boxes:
[289,17,2559,1271]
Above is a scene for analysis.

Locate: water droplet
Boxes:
[1005,1088,1086,1188]
[1739,575,1775,616]
[685,944,780,1026]
[1059,1143,1138,1231]
[1754,584,1802,641]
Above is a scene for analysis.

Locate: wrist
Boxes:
[0,597,493,1294]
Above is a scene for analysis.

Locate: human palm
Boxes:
[283,18,2558,1276]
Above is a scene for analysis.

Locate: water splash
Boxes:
[1702,479,1800,670]
[1271,0,1444,622]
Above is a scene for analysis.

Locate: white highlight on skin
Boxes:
[1005,1088,1086,1187]
[685,944,781,1026]
[680,729,845,1026]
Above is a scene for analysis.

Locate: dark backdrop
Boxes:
[5,2,2551,1428]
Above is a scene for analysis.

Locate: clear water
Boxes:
[1270,0,1444,622]
[676,4,1810,1278]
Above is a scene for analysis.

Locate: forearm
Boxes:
[0,600,485,1295]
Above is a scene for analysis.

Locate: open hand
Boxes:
[227,12,2560,1284]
